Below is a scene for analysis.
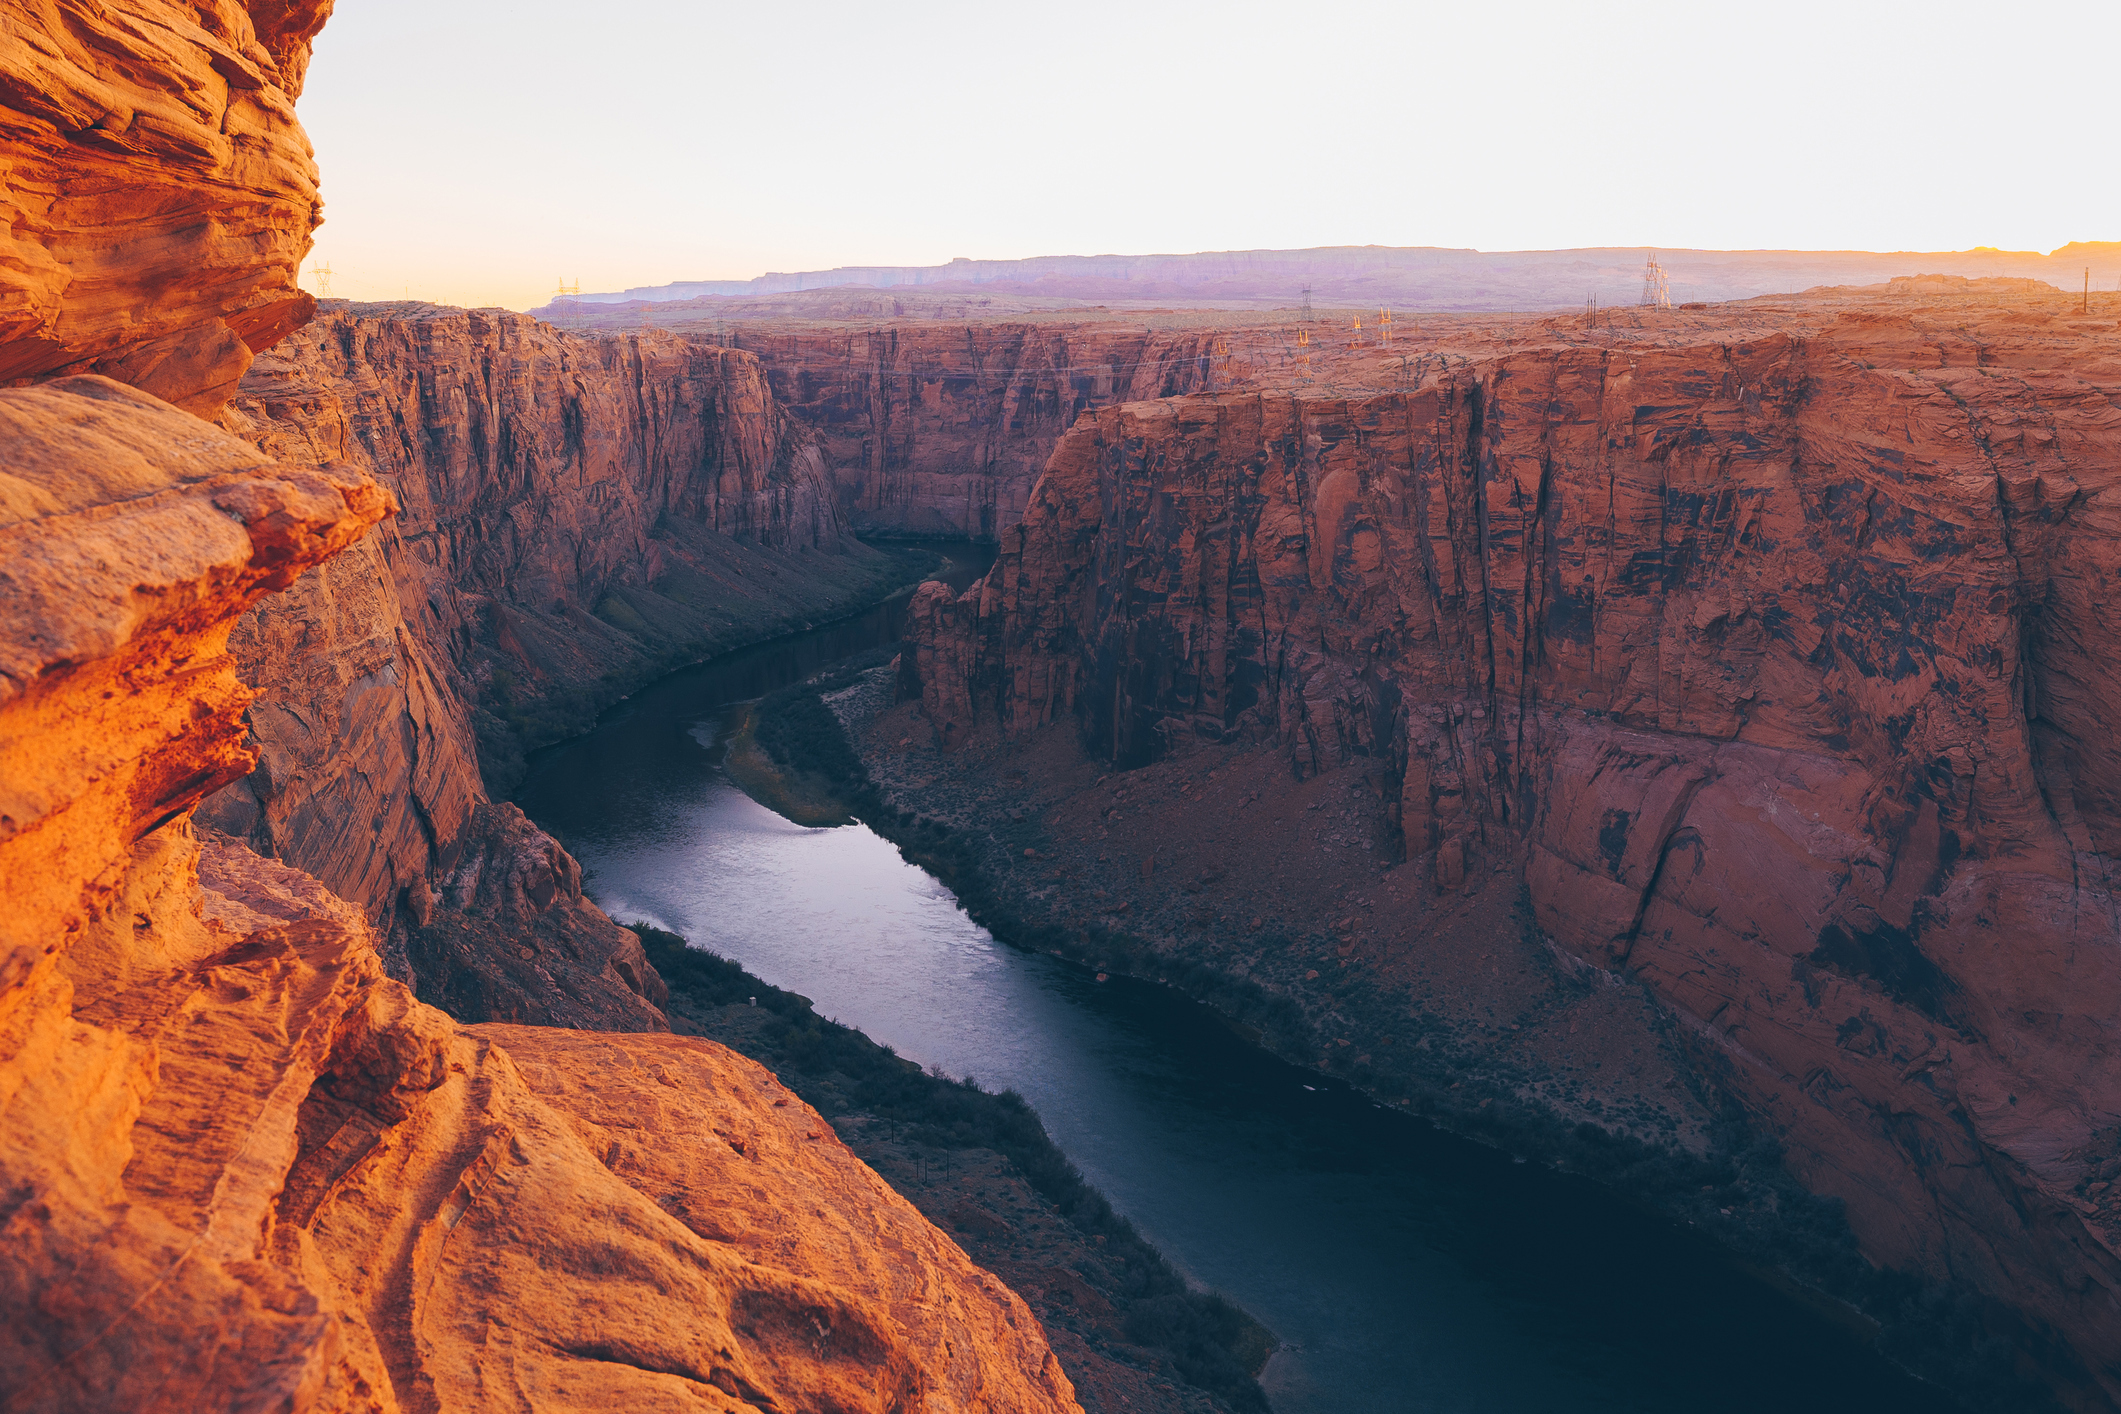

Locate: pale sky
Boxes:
[298,0,2117,312]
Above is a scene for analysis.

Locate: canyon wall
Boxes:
[0,9,1085,1408]
[0,382,1078,1413]
[202,306,916,1018]
[903,307,2121,1400]
[733,323,1223,538]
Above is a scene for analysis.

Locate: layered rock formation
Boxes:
[0,372,1076,1414]
[729,324,1223,538]
[0,0,330,414]
[901,300,2121,1402]
[1,6,1086,1406]
[200,305,920,1018]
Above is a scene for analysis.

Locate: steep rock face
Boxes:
[0,0,332,414]
[407,802,669,1030]
[904,306,2121,1400]
[0,377,1081,1414]
[736,323,1223,538]
[0,375,393,959]
[203,306,907,1019]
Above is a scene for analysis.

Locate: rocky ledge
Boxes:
[0,376,1083,1414]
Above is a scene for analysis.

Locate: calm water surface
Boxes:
[518,544,1955,1414]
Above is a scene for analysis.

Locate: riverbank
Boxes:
[736,659,2056,1414]
[476,538,951,795]
[633,925,1274,1414]
[722,704,854,826]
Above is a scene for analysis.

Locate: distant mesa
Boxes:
[536,242,2114,317]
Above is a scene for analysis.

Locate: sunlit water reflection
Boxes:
[517,549,1955,1414]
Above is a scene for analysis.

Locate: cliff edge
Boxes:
[0,5,1084,1409]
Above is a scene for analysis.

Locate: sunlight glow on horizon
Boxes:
[298,0,2115,311]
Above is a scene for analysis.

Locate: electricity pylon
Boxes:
[1640,254,1671,311]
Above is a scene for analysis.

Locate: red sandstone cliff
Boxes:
[0,398,1076,1408]
[0,0,328,414]
[902,299,2121,1402]
[730,323,1224,538]
[200,305,918,1022]
[0,5,1085,1407]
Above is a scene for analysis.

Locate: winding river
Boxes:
[517,546,1957,1414]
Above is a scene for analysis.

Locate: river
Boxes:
[517,544,1957,1414]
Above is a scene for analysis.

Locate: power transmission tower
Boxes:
[310,260,333,297]
[1301,284,1312,322]
[1640,254,1671,311]
[553,277,581,328]
[1379,307,1393,345]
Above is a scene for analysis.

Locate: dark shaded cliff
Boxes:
[901,299,2121,1405]
[200,305,922,1021]
[0,385,1079,1414]
[0,8,1092,1406]
[729,323,1224,538]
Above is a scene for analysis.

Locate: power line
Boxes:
[552,277,581,328]
[1639,253,1671,311]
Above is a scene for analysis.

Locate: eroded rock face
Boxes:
[0,0,333,414]
[219,307,856,788]
[406,802,668,1031]
[5,829,1078,1414]
[903,303,2121,1399]
[202,306,910,1020]
[0,375,393,960]
[736,323,1223,538]
[0,376,1081,1414]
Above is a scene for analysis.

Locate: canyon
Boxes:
[884,289,2121,1405]
[5,1,2120,1409]
[721,322,1224,539]
[0,4,1090,1411]
[203,303,920,1018]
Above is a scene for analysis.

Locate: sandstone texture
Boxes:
[0,371,1080,1414]
[727,324,1223,539]
[0,0,333,414]
[0,375,393,948]
[900,295,2121,1402]
[408,801,667,1030]
[201,305,921,1020]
